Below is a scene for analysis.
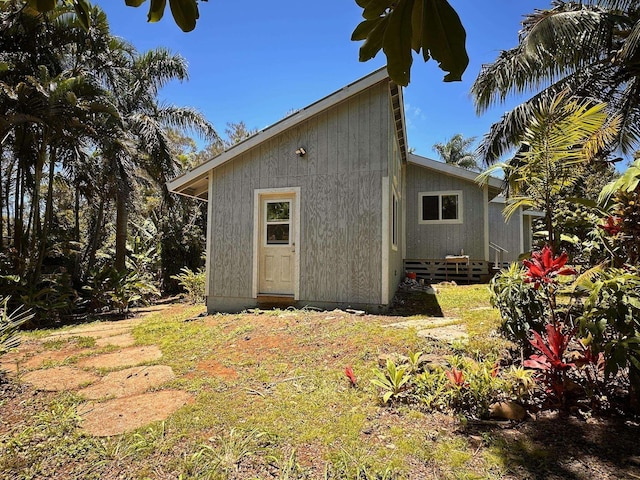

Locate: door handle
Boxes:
[291,242,295,252]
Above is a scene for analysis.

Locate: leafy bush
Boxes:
[489,263,547,343]
[414,357,533,417]
[84,266,160,314]
[370,352,534,418]
[577,268,640,385]
[0,297,34,356]
[370,359,412,403]
[171,267,206,304]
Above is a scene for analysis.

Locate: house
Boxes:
[167,69,521,313]
[489,195,543,265]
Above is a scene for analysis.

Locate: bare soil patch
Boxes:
[190,359,238,380]
[77,365,175,400]
[21,366,99,391]
[78,390,194,436]
[77,345,162,370]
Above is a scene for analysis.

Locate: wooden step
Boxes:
[256,294,295,308]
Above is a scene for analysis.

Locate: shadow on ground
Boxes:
[388,287,444,317]
[464,413,640,480]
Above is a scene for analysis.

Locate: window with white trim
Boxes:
[418,191,463,224]
[265,201,291,244]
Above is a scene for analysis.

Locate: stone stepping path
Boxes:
[21,366,100,392]
[384,317,467,342]
[5,305,197,437]
[78,365,175,400]
[77,345,163,370]
[78,390,193,437]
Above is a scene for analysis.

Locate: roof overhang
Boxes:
[168,68,397,201]
[407,153,503,199]
[390,82,407,164]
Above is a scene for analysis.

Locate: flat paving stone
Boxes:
[78,365,175,400]
[78,390,193,437]
[95,333,136,348]
[21,366,99,391]
[0,361,18,376]
[44,324,137,341]
[21,348,91,370]
[384,317,462,329]
[384,317,467,342]
[77,345,162,370]
[417,324,468,342]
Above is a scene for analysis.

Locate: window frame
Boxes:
[418,190,463,225]
[264,200,292,246]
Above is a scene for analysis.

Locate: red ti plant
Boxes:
[344,366,357,387]
[599,216,623,236]
[523,245,576,290]
[523,245,576,325]
[524,323,575,403]
[445,367,466,387]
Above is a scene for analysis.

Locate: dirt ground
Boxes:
[1,299,639,478]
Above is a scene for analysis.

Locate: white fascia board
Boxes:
[523,209,545,217]
[407,153,503,190]
[167,68,390,194]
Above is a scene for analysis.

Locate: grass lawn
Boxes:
[1,285,638,479]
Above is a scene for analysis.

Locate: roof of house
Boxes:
[408,153,503,198]
[168,68,405,200]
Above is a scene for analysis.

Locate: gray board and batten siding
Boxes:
[488,199,523,264]
[204,77,400,312]
[404,156,488,261]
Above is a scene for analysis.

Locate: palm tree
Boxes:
[471,0,640,164]
[99,47,218,271]
[0,3,118,281]
[477,92,620,249]
[433,133,479,170]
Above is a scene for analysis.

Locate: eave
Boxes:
[168,68,398,201]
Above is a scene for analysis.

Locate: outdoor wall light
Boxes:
[295,147,306,157]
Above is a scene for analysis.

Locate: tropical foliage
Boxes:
[432,133,479,171]
[0,2,217,324]
[477,92,620,247]
[351,0,468,85]
[472,0,640,164]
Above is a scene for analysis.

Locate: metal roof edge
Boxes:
[407,153,503,190]
[167,68,391,194]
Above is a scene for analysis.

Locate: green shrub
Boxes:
[413,357,533,418]
[0,297,34,356]
[489,263,547,343]
[577,267,640,384]
[171,267,206,304]
[84,266,160,314]
[370,352,534,418]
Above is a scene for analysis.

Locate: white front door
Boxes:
[258,195,296,295]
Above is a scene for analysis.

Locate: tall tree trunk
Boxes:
[0,148,4,250]
[74,185,80,242]
[4,158,13,247]
[115,181,129,272]
[34,147,56,280]
[27,133,48,282]
[14,160,24,261]
[85,195,105,275]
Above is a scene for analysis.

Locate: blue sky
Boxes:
[95,0,544,159]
